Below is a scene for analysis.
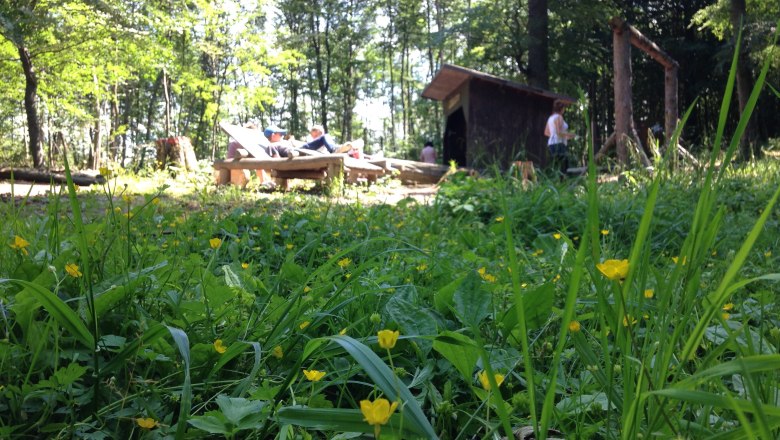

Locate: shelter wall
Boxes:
[466,78,552,168]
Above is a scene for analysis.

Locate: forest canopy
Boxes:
[1,0,778,169]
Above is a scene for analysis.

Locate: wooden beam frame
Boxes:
[606,17,680,166]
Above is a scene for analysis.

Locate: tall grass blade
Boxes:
[681,184,780,360]
[166,325,193,440]
[2,278,94,349]
[307,335,438,439]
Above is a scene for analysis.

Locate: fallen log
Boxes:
[0,168,106,186]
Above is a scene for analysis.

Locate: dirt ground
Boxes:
[0,180,440,206]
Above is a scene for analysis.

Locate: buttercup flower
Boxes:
[644,289,654,299]
[241,262,249,269]
[272,345,283,359]
[299,321,310,330]
[622,315,638,327]
[360,398,399,437]
[495,216,504,223]
[136,417,158,429]
[478,370,505,391]
[596,259,629,281]
[568,321,581,332]
[601,229,609,236]
[553,233,562,240]
[377,329,399,350]
[338,258,351,268]
[209,238,222,249]
[303,369,326,382]
[9,235,30,255]
[213,339,227,354]
[65,263,83,278]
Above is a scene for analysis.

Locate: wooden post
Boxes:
[664,65,679,148]
[612,20,632,165]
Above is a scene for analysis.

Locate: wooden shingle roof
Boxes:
[421,64,575,103]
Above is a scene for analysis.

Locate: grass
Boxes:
[0,150,778,439]
[1,35,779,438]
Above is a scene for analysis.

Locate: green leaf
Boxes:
[103,323,167,374]
[432,331,479,383]
[3,278,94,349]
[452,271,490,326]
[187,413,230,435]
[385,295,437,353]
[222,264,243,289]
[500,282,554,331]
[434,275,466,312]
[214,395,268,429]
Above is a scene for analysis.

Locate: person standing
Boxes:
[420,141,436,164]
[544,100,576,177]
[299,124,338,153]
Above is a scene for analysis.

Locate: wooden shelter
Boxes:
[422,64,575,169]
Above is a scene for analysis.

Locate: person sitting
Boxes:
[299,124,338,153]
[263,125,299,158]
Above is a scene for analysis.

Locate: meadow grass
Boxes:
[0,146,778,439]
[1,35,780,437]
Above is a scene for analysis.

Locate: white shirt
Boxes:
[546,114,569,145]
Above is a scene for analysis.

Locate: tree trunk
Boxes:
[18,45,44,168]
[527,0,549,89]
[730,0,760,160]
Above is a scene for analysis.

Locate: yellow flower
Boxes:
[553,274,561,283]
[339,328,348,335]
[136,417,158,429]
[332,231,340,237]
[65,263,83,278]
[671,256,687,265]
[553,233,562,240]
[495,216,504,223]
[600,229,609,236]
[644,289,654,299]
[338,258,351,268]
[299,321,310,330]
[209,238,222,249]
[722,303,734,311]
[765,251,772,257]
[286,243,294,250]
[213,339,227,354]
[241,262,249,269]
[272,345,283,359]
[622,315,638,327]
[596,259,629,281]
[377,329,400,350]
[568,321,581,332]
[722,313,730,320]
[9,235,30,255]
[360,398,399,437]
[99,166,111,177]
[303,286,312,293]
[416,263,428,272]
[303,369,326,382]
[478,370,505,391]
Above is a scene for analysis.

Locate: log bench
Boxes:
[213,153,384,190]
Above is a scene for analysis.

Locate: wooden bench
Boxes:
[213,153,384,190]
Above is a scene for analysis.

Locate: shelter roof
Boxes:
[421,63,576,103]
